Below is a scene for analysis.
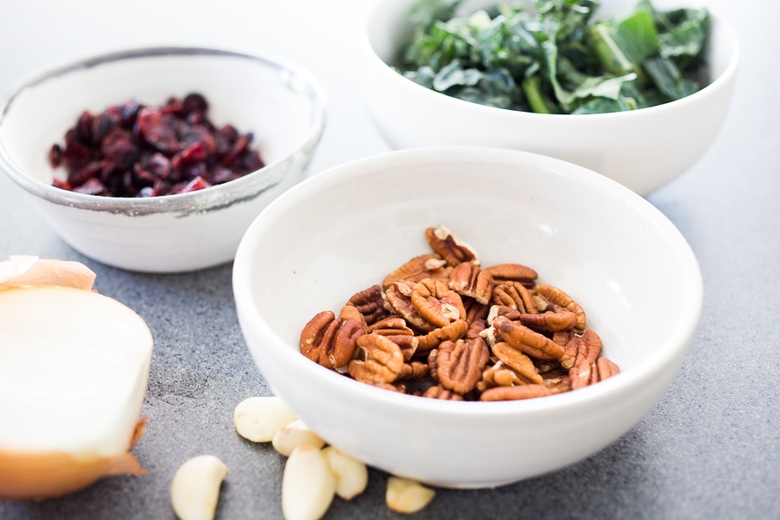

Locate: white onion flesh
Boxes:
[0,260,153,500]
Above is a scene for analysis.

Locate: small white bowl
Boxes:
[360,0,739,195]
[233,146,703,488]
[0,46,326,272]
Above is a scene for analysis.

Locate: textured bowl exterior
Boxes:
[0,47,326,272]
[233,147,703,487]
[360,0,738,196]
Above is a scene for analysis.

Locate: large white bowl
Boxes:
[232,146,703,488]
[360,0,739,196]
[0,46,326,272]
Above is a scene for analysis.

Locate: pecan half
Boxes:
[593,357,620,383]
[569,329,603,390]
[422,385,464,401]
[425,225,478,266]
[347,284,392,326]
[348,334,404,384]
[515,310,579,333]
[416,319,468,352]
[491,281,537,313]
[483,263,538,286]
[385,281,435,332]
[299,311,364,370]
[411,278,466,327]
[448,261,494,304]
[479,384,552,401]
[399,361,429,381]
[534,284,586,332]
[436,337,490,394]
[477,361,523,392]
[382,253,451,288]
[491,341,544,385]
[464,298,490,324]
[492,316,576,369]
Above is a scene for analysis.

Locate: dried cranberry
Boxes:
[137,108,179,153]
[73,177,108,196]
[48,144,63,168]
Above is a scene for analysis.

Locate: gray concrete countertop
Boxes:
[1,1,778,518]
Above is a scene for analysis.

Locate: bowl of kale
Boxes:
[360,0,739,195]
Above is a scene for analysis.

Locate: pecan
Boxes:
[479,384,552,401]
[542,375,572,394]
[422,385,464,401]
[427,349,440,384]
[466,318,487,339]
[436,337,490,394]
[338,304,367,331]
[534,284,586,332]
[515,310,579,333]
[483,263,538,286]
[411,278,466,327]
[492,316,576,369]
[299,311,364,370]
[385,282,435,332]
[448,261,494,304]
[416,319,468,352]
[464,298,490,324]
[569,329,603,390]
[367,316,415,336]
[399,361,429,381]
[425,225,478,266]
[348,334,404,384]
[476,361,523,392]
[491,281,537,313]
[593,357,620,383]
[491,342,544,385]
[382,253,451,288]
[367,381,407,393]
[347,284,391,326]
[367,315,419,358]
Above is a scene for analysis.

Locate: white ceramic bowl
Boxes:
[232,146,703,488]
[0,46,326,272]
[360,0,739,196]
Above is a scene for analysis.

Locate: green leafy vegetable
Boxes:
[399,0,709,114]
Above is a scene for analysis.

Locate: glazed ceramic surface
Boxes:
[360,0,738,196]
[0,47,326,272]
[232,146,703,488]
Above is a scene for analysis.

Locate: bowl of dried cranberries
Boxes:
[0,46,326,272]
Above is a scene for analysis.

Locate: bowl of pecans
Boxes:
[0,46,326,272]
[232,146,703,488]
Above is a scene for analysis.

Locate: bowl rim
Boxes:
[233,146,704,418]
[0,45,327,215]
[361,0,740,122]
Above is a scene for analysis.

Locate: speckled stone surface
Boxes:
[1,1,779,519]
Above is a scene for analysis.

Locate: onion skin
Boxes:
[0,417,147,501]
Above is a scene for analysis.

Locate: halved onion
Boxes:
[0,259,153,500]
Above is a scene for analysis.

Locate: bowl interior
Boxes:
[238,147,701,383]
[0,48,323,189]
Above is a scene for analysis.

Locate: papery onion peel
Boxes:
[0,257,153,500]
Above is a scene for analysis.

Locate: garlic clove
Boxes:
[0,256,96,291]
[386,476,436,514]
[322,446,368,500]
[282,445,336,520]
[170,455,228,520]
[272,419,325,457]
[234,396,297,443]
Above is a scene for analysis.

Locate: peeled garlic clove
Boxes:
[170,455,228,520]
[0,256,96,291]
[0,285,153,500]
[234,396,297,443]
[282,445,336,520]
[272,419,325,457]
[386,476,436,514]
[322,446,368,500]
